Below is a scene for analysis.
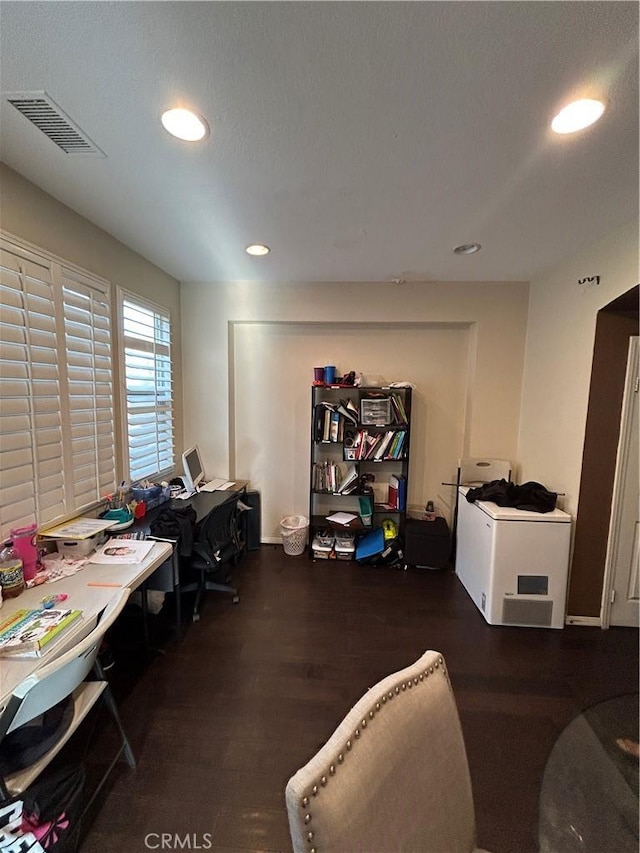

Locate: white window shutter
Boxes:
[0,234,115,540]
[61,267,115,508]
[121,295,174,481]
[0,242,64,534]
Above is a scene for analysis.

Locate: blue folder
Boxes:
[355,527,385,561]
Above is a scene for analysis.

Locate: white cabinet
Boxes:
[456,487,572,629]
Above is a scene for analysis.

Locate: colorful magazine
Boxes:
[0,608,83,657]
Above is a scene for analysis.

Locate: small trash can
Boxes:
[280,515,309,556]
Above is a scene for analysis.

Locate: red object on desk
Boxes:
[134,501,146,519]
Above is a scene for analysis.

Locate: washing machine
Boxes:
[456,486,572,629]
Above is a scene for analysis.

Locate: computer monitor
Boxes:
[182,445,205,492]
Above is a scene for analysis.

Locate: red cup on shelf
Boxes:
[313,367,324,384]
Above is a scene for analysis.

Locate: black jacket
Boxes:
[465,479,557,513]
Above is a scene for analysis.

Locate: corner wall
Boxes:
[0,163,183,472]
[517,220,639,618]
[181,279,530,536]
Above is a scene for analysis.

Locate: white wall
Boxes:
[518,220,639,517]
[233,322,471,538]
[181,280,529,539]
[0,164,183,470]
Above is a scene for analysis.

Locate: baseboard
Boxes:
[565,615,601,626]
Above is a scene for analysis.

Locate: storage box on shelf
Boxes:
[309,385,412,561]
[130,485,170,511]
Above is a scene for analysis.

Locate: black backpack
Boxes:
[150,505,197,555]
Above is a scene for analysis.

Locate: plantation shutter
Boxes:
[122,294,174,481]
[0,242,63,534]
[61,267,115,508]
[0,234,115,540]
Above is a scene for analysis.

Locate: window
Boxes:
[120,292,174,481]
[0,234,115,539]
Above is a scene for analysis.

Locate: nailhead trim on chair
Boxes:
[297,655,446,852]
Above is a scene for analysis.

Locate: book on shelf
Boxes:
[0,608,83,658]
[329,410,341,442]
[326,511,358,526]
[399,477,407,510]
[89,538,155,564]
[336,399,358,425]
[314,405,325,442]
[387,431,404,458]
[373,430,395,460]
[337,463,359,494]
[322,407,332,442]
[325,511,366,530]
[388,474,407,511]
[390,392,408,424]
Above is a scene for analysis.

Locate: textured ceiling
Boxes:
[0,1,637,283]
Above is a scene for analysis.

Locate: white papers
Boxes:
[199,479,236,492]
[326,512,357,525]
[41,517,116,540]
[89,539,155,564]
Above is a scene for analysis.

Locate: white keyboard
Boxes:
[199,478,230,492]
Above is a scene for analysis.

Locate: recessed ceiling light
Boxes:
[551,99,605,134]
[161,108,208,141]
[245,244,270,256]
[453,243,481,255]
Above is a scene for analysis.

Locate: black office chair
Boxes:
[181,496,242,621]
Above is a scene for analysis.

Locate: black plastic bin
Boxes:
[404,517,451,569]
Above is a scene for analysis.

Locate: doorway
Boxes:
[603,336,639,627]
[568,285,639,623]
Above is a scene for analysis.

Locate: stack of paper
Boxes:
[90,539,155,564]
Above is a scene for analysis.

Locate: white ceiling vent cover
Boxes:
[5,91,105,156]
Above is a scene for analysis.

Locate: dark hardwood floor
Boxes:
[79,546,639,853]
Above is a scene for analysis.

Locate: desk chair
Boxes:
[285,649,490,853]
[0,588,136,805]
[181,496,242,621]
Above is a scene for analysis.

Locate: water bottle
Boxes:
[0,539,25,598]
[10,523,38,582]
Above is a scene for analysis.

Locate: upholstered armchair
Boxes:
[285,649,490,853]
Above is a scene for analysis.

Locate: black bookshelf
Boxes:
[309,384,412,560]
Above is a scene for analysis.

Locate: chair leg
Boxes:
[204,580,240,604]
[101,684,136,768]
[192,579,206,622]
[93,660,136,768]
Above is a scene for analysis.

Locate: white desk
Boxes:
[0,541,172,708]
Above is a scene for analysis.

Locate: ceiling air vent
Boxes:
[5,91,105,156]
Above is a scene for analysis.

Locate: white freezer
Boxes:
[455,486,572,629]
